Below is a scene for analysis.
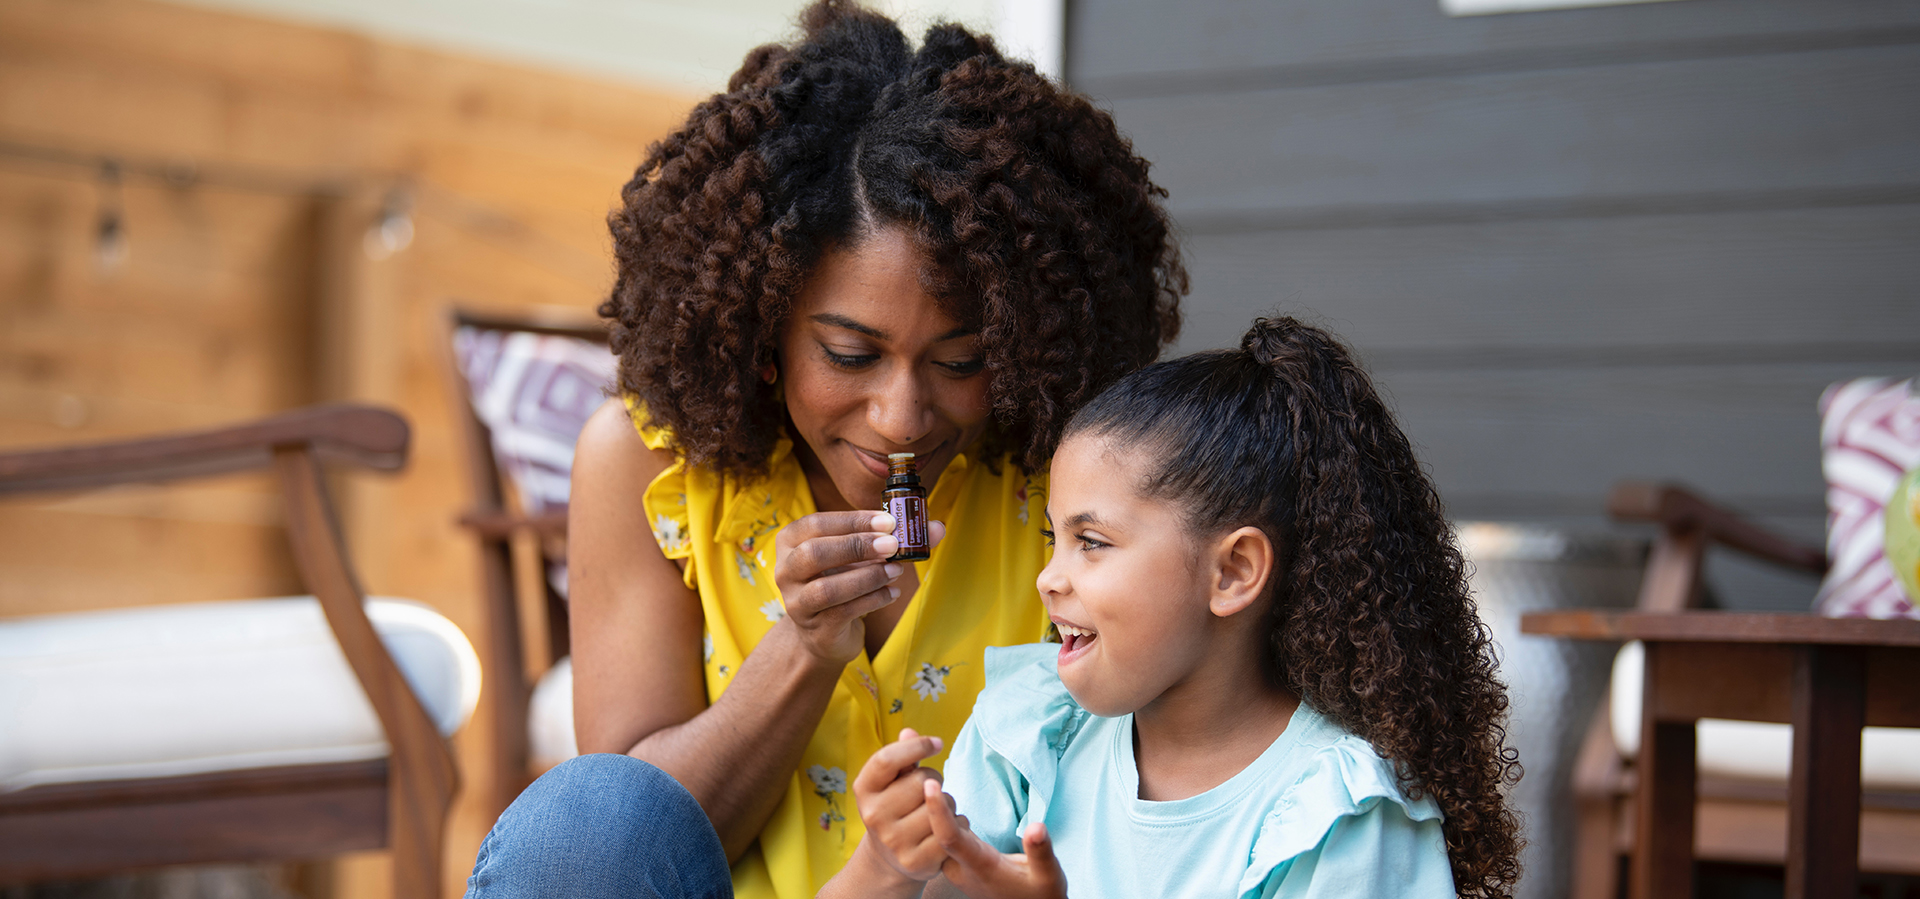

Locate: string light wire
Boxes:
[0,137,608,285]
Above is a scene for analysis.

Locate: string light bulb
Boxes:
[363,185,415,260]
[94,161,128,276]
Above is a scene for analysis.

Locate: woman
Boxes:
[466,3,1183,897]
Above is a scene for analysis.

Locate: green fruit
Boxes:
[1888,465,1920,605]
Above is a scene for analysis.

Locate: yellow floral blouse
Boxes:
[628,398,1053,899]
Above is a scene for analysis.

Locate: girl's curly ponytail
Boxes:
[1066,316,1523,898]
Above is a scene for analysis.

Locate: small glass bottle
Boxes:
[883,453,931,562]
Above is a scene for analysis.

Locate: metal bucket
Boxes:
[1459,523,1646,899]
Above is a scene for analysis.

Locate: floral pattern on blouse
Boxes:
[911,662,956,701]
[653,513,688,555]
[807,765,849,843]
[1014,475,1045,526]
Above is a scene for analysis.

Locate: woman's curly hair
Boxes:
[1065,316,1524,899]
[602,0,1185,478]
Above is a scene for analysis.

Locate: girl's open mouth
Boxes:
[1057,623,1098,662]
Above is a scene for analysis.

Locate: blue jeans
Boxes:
[466,754,732,899]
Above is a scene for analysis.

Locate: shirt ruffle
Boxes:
[944,643,1085,851]
[1238,738,1445,897]
[628,396,802,590]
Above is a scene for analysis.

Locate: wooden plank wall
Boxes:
[1069,0,1920,612]
[0,1,697,894]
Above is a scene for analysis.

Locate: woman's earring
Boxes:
[760,363,779,385]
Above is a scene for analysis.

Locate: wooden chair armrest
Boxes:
[0,404,408,496]
[1607,481,1827,575]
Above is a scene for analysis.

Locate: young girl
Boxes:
[820,317,1521,899]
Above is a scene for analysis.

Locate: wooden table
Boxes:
[1520,611,1920,899]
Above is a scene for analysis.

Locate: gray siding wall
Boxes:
[1069,0,1920,612]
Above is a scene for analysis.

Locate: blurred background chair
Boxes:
[441,306,610,821]
[0,405,478,898]
[1564,481,1920,899]
[1459,523,1647,899]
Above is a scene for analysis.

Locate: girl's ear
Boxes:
[1208,526,1273,618]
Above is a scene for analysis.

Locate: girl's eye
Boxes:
[821,346,879,369]
[1075,534,1108,552]
[936,358,985,376]
[1039,528,1055,547]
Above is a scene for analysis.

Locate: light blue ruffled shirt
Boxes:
[940,644,1456,899]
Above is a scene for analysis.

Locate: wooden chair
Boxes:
[439,305,607,822]
[1551,481,1920,899]
[0,405,459,898]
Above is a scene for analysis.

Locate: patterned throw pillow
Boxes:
[1814,377,1920,619]
[452,324,617,597]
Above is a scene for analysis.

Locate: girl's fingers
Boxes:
[1021,823,1068,893]
[853,731,944,796]
[922,780,997,869]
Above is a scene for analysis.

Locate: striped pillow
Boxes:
[1814,377,1920,619]
[452,325,617,599]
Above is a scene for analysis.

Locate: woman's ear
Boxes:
[1207,526,1273,618]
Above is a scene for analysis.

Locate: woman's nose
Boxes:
[868,364,934,447]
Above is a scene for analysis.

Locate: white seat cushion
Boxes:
[528,655,578,769]
[1611,641,1920,789]
[0,596,481,792]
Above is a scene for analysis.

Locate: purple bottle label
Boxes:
[887,494,928,552]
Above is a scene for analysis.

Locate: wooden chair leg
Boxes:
[390,762,457,899]
[1570,701,1624,899]
[276,447,460,898]
[1571,792,1621,899]
[1633,643,1695,899]
[1785,645,1864,899]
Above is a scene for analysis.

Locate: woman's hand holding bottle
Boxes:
[773,511,944,666]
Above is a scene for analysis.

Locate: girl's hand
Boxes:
[773,511,941,665]
[851,728,950,882]
[923,780,1068,899]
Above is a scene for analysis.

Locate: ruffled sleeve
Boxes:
[940,643,1088,854]
[1240,737,1452,898]
[626,396,697,587]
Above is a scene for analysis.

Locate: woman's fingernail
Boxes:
[873,513,894,531]
[874,534,899,555]
[888,585,901,599]
[883,563,903,579]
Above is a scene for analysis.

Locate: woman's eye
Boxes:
[936,358,985,376]
[821,346,879,369]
